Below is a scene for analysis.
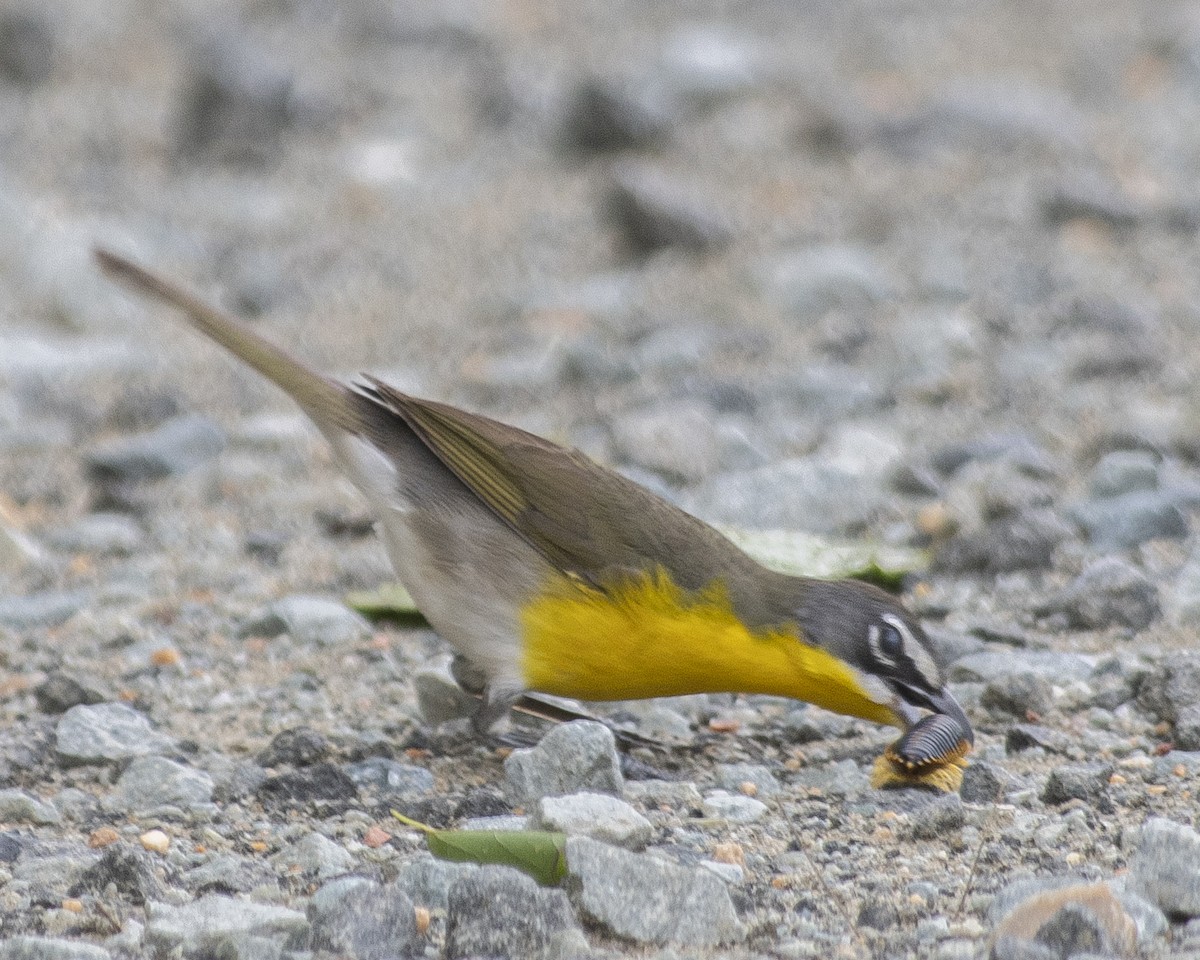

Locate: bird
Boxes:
[94,248,972,749]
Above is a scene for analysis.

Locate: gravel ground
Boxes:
[3,1,1200,958]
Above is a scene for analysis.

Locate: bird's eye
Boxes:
[879,622,905,661]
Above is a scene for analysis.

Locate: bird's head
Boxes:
[796,579,973,742]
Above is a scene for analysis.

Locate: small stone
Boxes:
[951,651,1095,685]
[606,162,731,254]
[714,763,780,798]
[0,937,111,960]
[183,854,275,895]
[0,589,89,630]
[111,755,214,811]
[34,673,106,714]
[256,763,359,808]
[1070,491,1188,550]
[559,74,678,152]
[139,830,170,854]
[760,245,895,321]
[1005,725,1073,755]
[271,832,355,880]
[0,788,59,825]
[175,38,297,164]
[87,827,120,849]
[700,790,768,823]
[1041,763,1112,805]
[444,865,579,959]
[908,794,965,839]
[936,508,1072,574]
[392,858,478,912]
[960,762,1009,804]
[1045,558,1160,631]
[344,757,435,796]
[1136,652,1200,722]
[534,792,653,850]
[413,654,477,725]
[308,878,421,960]
[0,11,53,86]
[55,703,176,765]
[0,831,21,862]
[256,727,329,768]
[86,413,226,486]
[1089,451,1160,498]
[242,595,370,647]
[1042,175,1142,228]
[659,24,761,103]
[144,895,308,956]
[1129,817,1200,917]
[981,672,1054,717]
[1175,704,1200,751]
[71,844,165,905]
[44,513,144,556]
[858,897,899,930]
[504,721,623,806]
[565,836,745,946]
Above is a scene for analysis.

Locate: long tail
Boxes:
[94,248,359,432]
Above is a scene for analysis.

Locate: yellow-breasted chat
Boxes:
[94,249,973,751]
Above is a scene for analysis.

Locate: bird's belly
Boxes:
[520,571,900,725]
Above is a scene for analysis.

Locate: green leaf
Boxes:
[392,811,568,886]
[345,583,426,624]
[716,526,928,592]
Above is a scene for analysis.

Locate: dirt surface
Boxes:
[3,1,1200,958]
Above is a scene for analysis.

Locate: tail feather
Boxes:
[94,248,358,432]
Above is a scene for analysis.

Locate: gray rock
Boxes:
[0,938,110,960]
[308,878,420,960]
[1070,491,1187,550]
[1006,725,1073,756]
[45,513,144,555]
[1042,175,1142,228]
[71,844,165,905]
[13,852,99,893]
[1043,558,1160,631]
[908,795,965,839]
[960,761,1010,804]
[713,763,780,798]
[184,853,275,894]
[1035,902,1112,955]
[1089,451,1160,498]
[85,413,226,485]
[0,589,89,630]
[685,457,889,533]
[980,672,1054,717]
[1136,652,1200,722]
[559,74,678,152]
[1168,551,1200,626]
[270,832,355,880]
[256,727,329,768]
[392,858,478,912]
[607,162,731,254]
[659,24,761,103]
[413,654,477,724]
[344,757,435,795]
[611,402,723,483]
[760,245,895,321]
[1175,704,1200,751]
[34,672,106,714]
[111,755,214,811]
[990,936,1058,960]
[700,791,768,823]
[444,865,580,959]
[192,936,280,960]
[55,703,176,765]
[1040,763,1112,805]
[950,651,1095,685]
[144,896,308,955]
[930,434,1057,478]
[0,788,60,825]
[790,758,870,795]
[936,508,1073,574]
[1128,817,1200,917]
[0,11,54,86]
[176,38,298,164]
[242,595,370,646]
[565,836,745,946]
[504,721,623,806]
[534,792,653,850]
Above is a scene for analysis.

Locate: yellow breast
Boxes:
[520,570,900,726]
